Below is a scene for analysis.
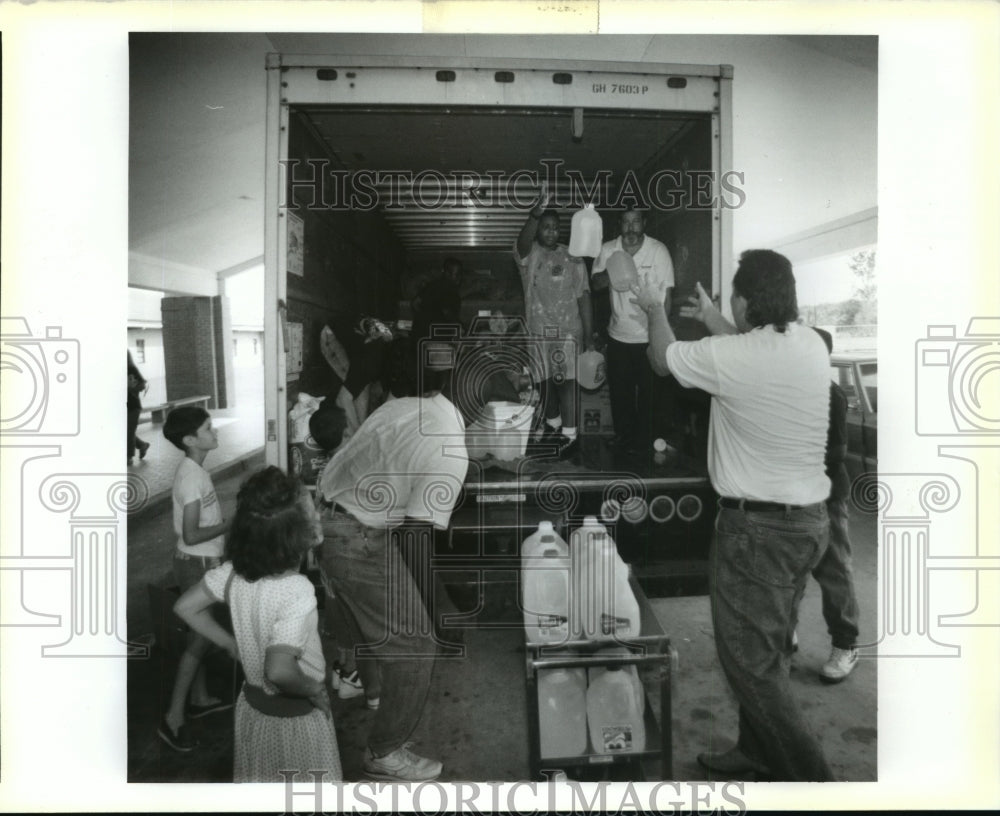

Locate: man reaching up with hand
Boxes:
[632,251,835,781]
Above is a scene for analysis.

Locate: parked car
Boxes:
[830,352,877,476]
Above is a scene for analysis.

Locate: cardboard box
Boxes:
[466,401,534,460]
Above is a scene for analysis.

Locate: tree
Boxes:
[838,248,877,325]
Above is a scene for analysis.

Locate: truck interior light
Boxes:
[552,72,573,85]
[436,70,457,82]
[316,69,338,81]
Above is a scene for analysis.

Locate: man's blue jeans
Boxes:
[813,494,860,650]
[710,502,835,781]
[319,511,437,757]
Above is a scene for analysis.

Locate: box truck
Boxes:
[262,53,735,595]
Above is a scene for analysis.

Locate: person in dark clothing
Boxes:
[411,257,464,344]
[395,258,466,401]
[810,328,860,682]
[127,351,150,465]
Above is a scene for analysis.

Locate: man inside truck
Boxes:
[410,256,465,344]
[591,207,675,453]
[635,249,835,781]
[515,184,594,459]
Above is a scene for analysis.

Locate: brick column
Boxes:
[212,294,234,409]
[161,296,219,407]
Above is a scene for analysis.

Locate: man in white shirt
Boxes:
[634,249,834,781]
[315,343,469,782]
[592,208,674,451]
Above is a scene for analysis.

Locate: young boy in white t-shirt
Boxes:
[158,406,232,751]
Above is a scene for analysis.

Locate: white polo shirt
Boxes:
[317,393,469,530]
[592,235,674,344]
[665,323,831,505]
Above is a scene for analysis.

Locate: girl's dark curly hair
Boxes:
[732,249,799,333]
[226,466,312,581]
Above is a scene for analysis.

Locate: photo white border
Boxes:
[1,0,998,812]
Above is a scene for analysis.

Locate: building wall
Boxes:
[160,297,221,407]
[231,330,265,369]
[129,325,262,409]
[127,327,167,406]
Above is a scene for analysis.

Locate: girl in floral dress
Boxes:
[174,466,342,782]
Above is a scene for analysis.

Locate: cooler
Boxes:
[465,401,534,461]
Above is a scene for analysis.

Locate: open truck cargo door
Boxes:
[264,54,733,469]
[263,54,734,595]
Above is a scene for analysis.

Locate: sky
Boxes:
[795,244,876,307]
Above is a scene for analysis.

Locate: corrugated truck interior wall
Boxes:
[285,110,407,406]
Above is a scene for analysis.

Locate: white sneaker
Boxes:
[336,668,364,700]
[364,743,442,782]
[820,646,858,683]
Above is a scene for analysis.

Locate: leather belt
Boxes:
[242,682,315,718]
[325,500,385,533]
[718,497,817,513]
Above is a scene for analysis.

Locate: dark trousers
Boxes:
[318,512,436,757]
[396,525,465,650]
[710,503,835,781]
[606,336,657,445]
[127,406,141,459]
[813,494,860,649]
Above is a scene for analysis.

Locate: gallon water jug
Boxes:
[587,647,645,716]
[570,516,640,640]
[522,522,570,644]
[586,664,646,754]
[577,350,607,391]
[569,203,603,258]
[606,250,639,292]
[538,667,588,758]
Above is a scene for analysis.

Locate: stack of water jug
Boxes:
[522,518,646,758]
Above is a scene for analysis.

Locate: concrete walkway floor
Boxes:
[126,453,877,783]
